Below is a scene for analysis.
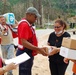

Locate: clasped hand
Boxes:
[49,46,59,56]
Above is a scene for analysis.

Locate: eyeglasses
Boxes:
[54,26,61,28]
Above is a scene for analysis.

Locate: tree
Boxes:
[32,0,42,27]
[1,0,10,14]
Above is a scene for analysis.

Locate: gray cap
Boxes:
[26,7,41,17]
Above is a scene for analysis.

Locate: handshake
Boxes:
[37,46,59,56]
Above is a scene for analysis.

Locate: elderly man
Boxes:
[16,7,48,75]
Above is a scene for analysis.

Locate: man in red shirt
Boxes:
[16,7,48,75]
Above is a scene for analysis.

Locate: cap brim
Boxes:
[36,14,41,18]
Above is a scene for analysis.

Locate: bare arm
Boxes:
[11,20,18,28]
[70,60,76,63]
[21,39,48,56]
[0,63,17,75]
[21,39,39,50]
[64,58,76,64]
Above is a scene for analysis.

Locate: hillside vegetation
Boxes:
[0,0,76,26]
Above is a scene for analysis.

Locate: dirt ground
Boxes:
[5,32,73,75]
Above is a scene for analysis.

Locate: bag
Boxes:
[0,58,3,68]
[12,31,18,38]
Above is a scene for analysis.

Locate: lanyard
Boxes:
[19,19,35,35]
[30,26,35,35]
[2,25,8,31]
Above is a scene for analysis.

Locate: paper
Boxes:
[5,52,30,65]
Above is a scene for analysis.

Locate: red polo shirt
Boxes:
[18,19,38,56]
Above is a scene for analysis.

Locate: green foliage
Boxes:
[0,0,76,20]
[0,2,3,14]
[8,0,20,6]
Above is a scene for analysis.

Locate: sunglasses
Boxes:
[31,14,37,18]
[54,26,61,28]
[34,15,37,18]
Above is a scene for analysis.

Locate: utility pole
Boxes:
[42,5,44,27]
[33,0,42,27]
[48,14,50,28]
[38,0,42,27]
